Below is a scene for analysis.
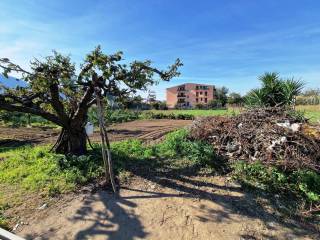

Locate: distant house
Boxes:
[166,83,216,108]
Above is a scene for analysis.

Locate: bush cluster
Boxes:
[232,161,320,205]
[141,112,194,120]
[0,111,54,127]
[88,107,141,125]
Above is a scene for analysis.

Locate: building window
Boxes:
[200,92,203,95]
[205,91,207,96]
[196,92,199,97]
[205,98,207,103]
[177,85,185,91]
[196,98,198,103]
[200,98,203,101]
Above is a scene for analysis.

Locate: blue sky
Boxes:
[0,0,319,100]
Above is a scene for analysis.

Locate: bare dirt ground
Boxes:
[1,119,319,239]
[16,176,318,240]
[0,119,192,148]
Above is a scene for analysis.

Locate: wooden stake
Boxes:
[95,89,117,193]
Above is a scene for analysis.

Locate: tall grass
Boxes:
[296,105,320,122]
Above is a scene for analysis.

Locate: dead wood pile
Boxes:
[189,107,320,172]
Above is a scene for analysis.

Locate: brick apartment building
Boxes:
[166,83,215,108]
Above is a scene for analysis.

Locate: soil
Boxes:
[0,119,192,148]
[16,176,319,240]
[1,119,319,239]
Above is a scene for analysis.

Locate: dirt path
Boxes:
[16,176,317,240]
[0,119,192,148]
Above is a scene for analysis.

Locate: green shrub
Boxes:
[157,129,215,165]
[291,170,320,202]
[0,146,104,198]
[141,112,194,120]
[286,109,307,122]
[245,72,304,107]
[58,154,103,184]
[88,107,141,125]
[111,139,153,173]
[232,161,320,204]
[0,111,55,127]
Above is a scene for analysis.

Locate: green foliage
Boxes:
[156,129,216,165]
[286,109,307,122]
[245,72,304,107]
[111,129,216,170]
[88,107,141,125]
[141,111,194,120]
[150,101,168,110]
[0,146,76,195]
[227,92,243,105]
[0,129,216,209]
[106,109,141,123]
[214,86,229,107]
[1,47,182,155]
[0,210,9,230]
[207,99,227,109]
[57,154,103,184]
[147,109,239,117]
[232,161,320,204]
[0,111,54,127]
[195,103,205,109]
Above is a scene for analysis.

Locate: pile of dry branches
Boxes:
[189,107,320,172]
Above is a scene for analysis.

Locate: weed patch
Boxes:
[232,161,320,212]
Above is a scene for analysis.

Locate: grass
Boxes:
[231,161,320,220]
[296,105,320,123]
[149,105,320,122]
[0,129,217,228]
[147,108,240,117]
[0,127,319,228]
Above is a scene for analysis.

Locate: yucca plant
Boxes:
[245,72,304,108]
[281,78,305,106]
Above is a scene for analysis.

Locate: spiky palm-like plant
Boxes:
[281,78,305,106]
[245,72,304,108]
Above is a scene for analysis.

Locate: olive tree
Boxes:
[0,46,182,155]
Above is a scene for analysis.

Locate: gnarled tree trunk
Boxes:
[53,127,87,155]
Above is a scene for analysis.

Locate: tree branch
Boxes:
[49,83,69,126]
[71,83,95,126]
[0,100,63,126]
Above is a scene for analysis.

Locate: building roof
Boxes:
[166,83,214,90]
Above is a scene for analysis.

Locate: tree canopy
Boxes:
[0,46,182,154]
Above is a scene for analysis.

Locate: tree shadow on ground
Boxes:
[0,139,35,153]
[68,153,319,239]
[70,191,147,240]
[119,156,319,238]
